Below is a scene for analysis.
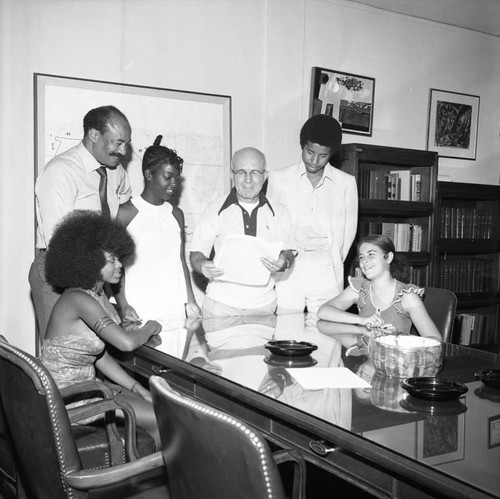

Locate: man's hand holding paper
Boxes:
[214,234,283,286]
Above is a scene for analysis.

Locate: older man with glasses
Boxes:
[190,147,295,317]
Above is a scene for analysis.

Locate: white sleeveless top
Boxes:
[125,196,187,321]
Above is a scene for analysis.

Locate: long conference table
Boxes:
[119,313,500,498]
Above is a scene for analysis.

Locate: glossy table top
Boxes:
[143,313,500,498]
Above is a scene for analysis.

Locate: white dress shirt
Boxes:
[35,141,131,248]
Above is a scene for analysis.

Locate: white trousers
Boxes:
[275,250,341,314]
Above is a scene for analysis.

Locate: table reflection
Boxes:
[143,313,500,498]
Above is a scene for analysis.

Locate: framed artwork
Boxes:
[417,412,466,465]
[310,67,375,136]
[426,89,480,160]
[488,415,500,449]
[34,73,232,244]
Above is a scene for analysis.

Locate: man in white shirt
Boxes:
[267,114,358,314]
[29,105,133,339]
[190,147,295,317]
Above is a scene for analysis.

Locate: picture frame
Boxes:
[426,88,480,160]
[417,411,466,465]
[310,67,375,136]
[34,73,232,244]
[488,414,500,449]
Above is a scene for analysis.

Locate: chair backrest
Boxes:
[0,339,85,499]
[150,375,286,499]
[422,287,457,342]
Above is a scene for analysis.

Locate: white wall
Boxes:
[1,0,499,353]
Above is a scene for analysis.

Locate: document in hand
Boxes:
[214,234,282,286]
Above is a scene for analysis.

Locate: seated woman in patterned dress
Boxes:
[318,234,441,347]
[41,210,162,445]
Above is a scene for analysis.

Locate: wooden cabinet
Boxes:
[332,143,438,286]
[434,181,500,346]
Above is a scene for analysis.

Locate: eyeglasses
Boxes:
[231,170,265,180]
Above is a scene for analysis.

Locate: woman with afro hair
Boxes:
[115,135,201,322]
[41,210,162,445]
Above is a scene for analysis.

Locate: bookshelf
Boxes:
[434,181,500,348]
[332,143,438,287]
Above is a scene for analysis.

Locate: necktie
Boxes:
[96,166,111,219]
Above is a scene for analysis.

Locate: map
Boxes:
[37,76,231,246]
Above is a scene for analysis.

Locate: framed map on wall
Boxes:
[34,73,232,246]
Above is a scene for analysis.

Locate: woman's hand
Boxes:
[131,382,152,403]
[359,315,395,336]
[119,304,141,324]
[140,320,162,337]
[258,372,287,398]
[359,314,383,330]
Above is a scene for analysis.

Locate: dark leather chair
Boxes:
[0,338,167,498]
[150,375,306,499]
[421,287,457,342]
[0,398,26,498]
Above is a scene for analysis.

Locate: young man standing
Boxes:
[267,114,358,313]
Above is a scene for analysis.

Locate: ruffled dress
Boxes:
[348,277,424,335]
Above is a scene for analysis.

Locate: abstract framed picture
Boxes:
[426,89,480,160]
[417,411,466,465]
[310,67,375,136]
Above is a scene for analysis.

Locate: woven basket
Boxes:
[369,335,442,378]
[370,372,408,412]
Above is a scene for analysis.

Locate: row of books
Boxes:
[408,266,427,287]
[439,207,493,239]
[438,256,494,293]
[358,169,422,201]
[363,222,423,252]
[452,312,491,345]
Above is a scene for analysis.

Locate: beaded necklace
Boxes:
[369,280,397,315]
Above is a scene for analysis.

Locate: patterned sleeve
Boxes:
[396,282,425,302]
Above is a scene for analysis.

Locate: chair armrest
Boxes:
[60,380,114,401]
[67,398,141,463]
[273,449,307,499]
[65,450,164,490]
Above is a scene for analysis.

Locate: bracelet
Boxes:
[130,382,139,393]
[93,316,115,336]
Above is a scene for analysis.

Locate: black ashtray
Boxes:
[264,355,317,368]
[265,340,318,357]
[475,369,500,389]
[401,377,468,401]
[400,394,467,415]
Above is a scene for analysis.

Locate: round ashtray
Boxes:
[264,355,317,368]
[475,386,500,402]
[265,340,318,357]
[401,377,468,401]
[399,393,467,415]
[475,369,500,389]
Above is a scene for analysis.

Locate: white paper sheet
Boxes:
[286,367,372,390]
[214,234,282,285]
